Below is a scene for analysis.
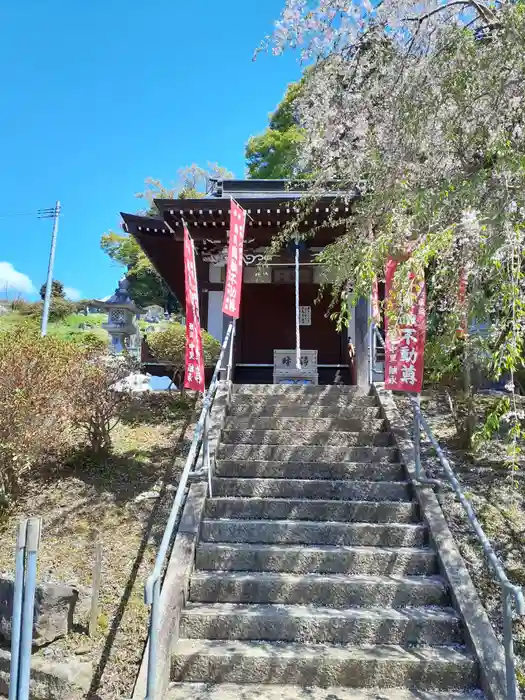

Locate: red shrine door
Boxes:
[236,280,346,371]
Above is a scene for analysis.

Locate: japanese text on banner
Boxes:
[222,200,247,319]
[384,258,426,393]
[183,225,205,393]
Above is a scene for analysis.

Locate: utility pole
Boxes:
[38,201,61,337]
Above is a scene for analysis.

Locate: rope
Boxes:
[295,243,301,370]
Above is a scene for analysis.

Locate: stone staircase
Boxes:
[168,385,484,700]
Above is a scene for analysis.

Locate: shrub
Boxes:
[73,352,136,456]
[48,299,79,321]
[146,322,221,387]
[11,299,80,322]
[69,331,108,352]
[0,327,85,504]
[0,324,146,507]
[39,279,65,300]
[14,301,43,317]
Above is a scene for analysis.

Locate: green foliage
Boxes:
[73,352,136,456]
[0,327,84,504]
[136,164,232,214]
[100,230,144,268]
[424,335,463,386]
[146,322,221,379]
[0,325,137,506]
[1,307,109,350]
[473,398,511,449]
[58,312,106,329]
[100,230,175,309]
[101,164,233,309]
[48,299,79,321]
[12,300,42,318]
[268,1,525,454]
[127,262,176,310]
[246,81,306,179]
[39,279,65,300]
[67,331,107,352]
[0,311,31,332]
[14,298,79,323]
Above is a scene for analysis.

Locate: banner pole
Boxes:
[295,240,301,370]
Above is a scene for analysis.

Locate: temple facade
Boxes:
[121,179,374,386]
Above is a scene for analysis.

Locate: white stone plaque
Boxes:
[299,306,312,326]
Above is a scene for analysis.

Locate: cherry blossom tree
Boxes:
[264,0,525,450]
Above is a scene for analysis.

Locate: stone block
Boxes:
[0,577,78,647]
[0,648,91,700]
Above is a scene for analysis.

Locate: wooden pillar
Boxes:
[354,296,369,391]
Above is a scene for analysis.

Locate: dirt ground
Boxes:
[0,392,196,699]
[394,390,525,689]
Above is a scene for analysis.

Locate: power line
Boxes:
[0,207,63,221]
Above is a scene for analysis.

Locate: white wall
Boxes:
[209,264,223,283]
[207,291,224,341]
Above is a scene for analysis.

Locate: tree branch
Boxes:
[405,0,496,25]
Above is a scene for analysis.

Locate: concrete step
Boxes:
[200,519,426,547]
[180,603,464,645]
[231,394,377,407]
[195,543,437,576]
[189,572,448,607]
[228,405,381,419]
[170,639,477,688]
[211,478,411,501]
[221,429,393,447]
[214,460,405,481]
[204,498,419,523]
[234,385,362,396]
[224,417,387,432]
[167,683,485,700]
[218,445,399,463]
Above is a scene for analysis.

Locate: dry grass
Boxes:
[0,392,196,699]
[394,390,525,689]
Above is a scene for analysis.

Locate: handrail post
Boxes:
[145,577,160,700]
[227,319,236,383]
[369,322,375,386]
[203,413,212,498]
[503,584,518,700]
[18,517,41,700]
[413,393,422,481]
[409,394,525,698]
[142,321,234,700]
[227,319,236,406]
[9,520,27,700]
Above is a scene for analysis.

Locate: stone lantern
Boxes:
[98,277,142,359]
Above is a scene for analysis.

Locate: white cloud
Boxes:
[64,287,82,301]
[0,262,35,295]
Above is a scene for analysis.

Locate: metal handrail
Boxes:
[369,322,386,384]
[369,321,525,700]
[144,320,235,700]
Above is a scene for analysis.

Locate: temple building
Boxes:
[120,179,374,386]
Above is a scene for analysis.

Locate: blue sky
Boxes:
[0,0,300,301]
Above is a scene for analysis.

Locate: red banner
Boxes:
[384,258,426,393]
[183,225,205,393]
[222,199,247,319]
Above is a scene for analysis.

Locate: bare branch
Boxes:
[405,0,496,25]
